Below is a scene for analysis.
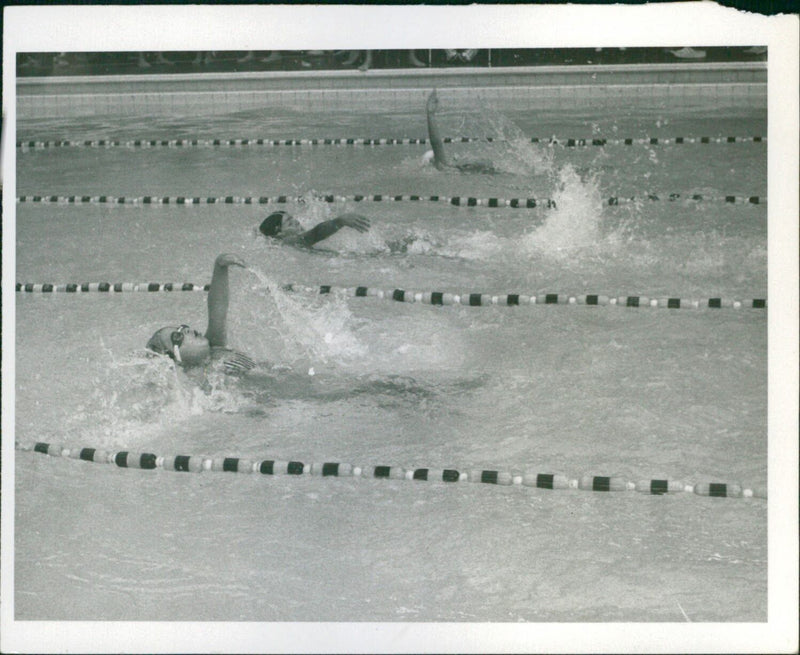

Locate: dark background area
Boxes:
[17,47,768,77]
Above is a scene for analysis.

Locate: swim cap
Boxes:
[422,149,435,164]
[147,327,175,357]
[259,211,287,237]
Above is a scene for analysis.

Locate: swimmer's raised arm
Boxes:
[425,89,497,175]
[425,89,450,170]
[205,253,246,348]
[147,253,252,372]
[291,213,371,247]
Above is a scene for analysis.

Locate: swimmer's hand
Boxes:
[212,348,256,375]
[336,213,370,233]
[215,253,247,269]
[224,351,257,375]
[426,89,439,114]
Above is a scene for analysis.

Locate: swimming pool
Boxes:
[13,81,767,625]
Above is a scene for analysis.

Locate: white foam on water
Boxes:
[516,163,633,268]
[237,267,367,370]
[63,351,214,447]
[439,229,506,260]
[454,106,556,176]
[524,164,604,254]
[237,267,470,378]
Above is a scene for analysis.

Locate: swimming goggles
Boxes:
[169,325,192,362]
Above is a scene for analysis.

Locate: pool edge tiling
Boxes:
[16,62,767,118]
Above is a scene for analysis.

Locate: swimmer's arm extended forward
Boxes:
[426,89,450,170]
[205,253,246,348]
[291,213,370,247]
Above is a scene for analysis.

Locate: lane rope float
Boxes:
[288,285,768,309]
[14,282,767,310]
[16,193,766,207]
[16,135,767,150]
[17,282,209,293]
[19,441,767,501]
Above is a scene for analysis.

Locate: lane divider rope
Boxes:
[19,442,768,500]
[16,135,767,150]
[292,285,768,309]
[15,281,767,310]
[17,282,209,293]
[16,193,765,207]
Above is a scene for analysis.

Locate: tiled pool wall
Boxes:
[17,62,766,119]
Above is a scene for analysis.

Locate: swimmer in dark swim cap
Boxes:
[424,89,497,174]
[147,253,255,375]
[258,210,370,248]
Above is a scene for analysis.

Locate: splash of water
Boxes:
[439,230,506,260]
[481,109,555,176]
[432,102,555,177]
[522,164,611,258]
[238,268,469,377]
[499,137,555,177]
[236,267,367,370]
[290,192,333,228]
[64,352,220,448]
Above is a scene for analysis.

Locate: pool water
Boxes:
[13,94,767,622]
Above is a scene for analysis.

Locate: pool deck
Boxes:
[16,62,767,118]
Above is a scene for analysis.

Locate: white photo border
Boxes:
[2,4,798,653]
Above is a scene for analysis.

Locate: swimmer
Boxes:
[258,210,370,248]
[146,253,256,375]
[425,89,496,174]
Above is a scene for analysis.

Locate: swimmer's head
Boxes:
[258,211,303,238]
[259,211,286,237]
[147,325,210,367]
[421,149,435,165]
